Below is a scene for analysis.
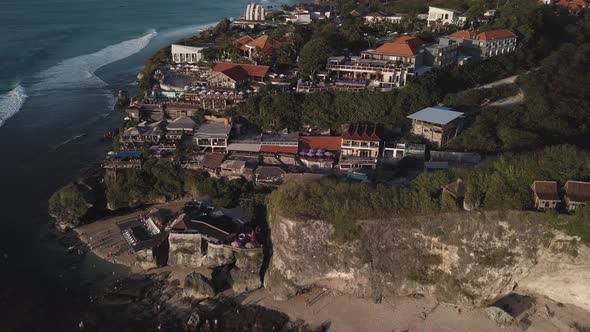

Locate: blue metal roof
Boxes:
[407,106,464,125]
[116,151,143,159]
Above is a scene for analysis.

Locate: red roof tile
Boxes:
[476,29,517,40]
[299,136,341,151]
[565,181,590,203]
[213,63,270,78]
[450,30,475,39]
[374,36,424,56]
[341,124,381,142]
[532,181,561,201]
[260,145,299,154]
[235,35,254,47]
[217,65,249,83]
[556,0,589,13]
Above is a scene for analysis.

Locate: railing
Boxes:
[326,64,413,73]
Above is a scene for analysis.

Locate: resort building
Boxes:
[120,124,164,144]
[286,9,312,24]
[531,181,561,210]
[364,12,406,24]
[564,180,590,211]
[407,106,464,147]
[244,3,266,21]
[298,135,341,171]
[339,124,381,170]
[449,29,517,60]
[194,122,232,153]
[326,36,428,89]
[427,6,466,27]
[237,35,278,60]
[208,63,270,90]
[423,37,459,68]
[171,44,205,63]
[166,116,197,140]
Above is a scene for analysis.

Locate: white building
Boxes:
[427,6,466,27]
[364,12,406,24]
[171,44,205,63]
[244,3,266,21]
[287,9,312,24]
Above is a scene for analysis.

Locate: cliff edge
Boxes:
[265,211,590,312]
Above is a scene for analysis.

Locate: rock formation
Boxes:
[266,211,590,311]
[183,272,216,301]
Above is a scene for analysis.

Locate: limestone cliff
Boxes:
[265,211,590,311]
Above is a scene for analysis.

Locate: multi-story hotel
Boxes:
[326,36,427,89]
[449,29,517,59]
[339,124,382,170]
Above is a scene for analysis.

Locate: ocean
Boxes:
[0,0,299,330]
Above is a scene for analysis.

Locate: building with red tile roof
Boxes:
[237,35,280,59]
[339,124,382,170]
[564,180,590,211]
[371,36,425,57]
[326,35,429,89]
[298,136,341,151]
[448,29,517,60]
[208,63,270,90]
[555,0,589,15]
[531,181,561,210]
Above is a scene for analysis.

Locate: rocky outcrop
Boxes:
[183,272,216,301]
[266,211,589,309]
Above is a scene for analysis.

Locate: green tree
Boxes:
[298,37,334,78]
[49,183,94,228]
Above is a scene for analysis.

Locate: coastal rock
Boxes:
[266,211,590,309]
[183,272,216,301]
[49,181,95,231]
[116,90,130,109]
[229,268,261,293]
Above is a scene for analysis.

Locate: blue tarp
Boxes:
[116,151,143,159]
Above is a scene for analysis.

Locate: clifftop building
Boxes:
[427,6,466,27]
[407,106,464,147]
[244,3,266,21]
[449,29,517,59]
[326,36,429,89]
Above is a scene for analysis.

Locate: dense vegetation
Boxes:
[269,145,590,241]
[49,183,94,228]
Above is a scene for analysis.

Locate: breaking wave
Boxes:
[53,133,87,149]
[0,85,27,127]
[33,30,158,91]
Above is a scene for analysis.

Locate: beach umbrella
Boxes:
[299,151,306,156]
[306,152,315,157]
[316,152,324,157]
[324,151,332,157]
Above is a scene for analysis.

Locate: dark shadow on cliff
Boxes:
[490,293,535,318]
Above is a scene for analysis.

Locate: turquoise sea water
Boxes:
[0,0,297,330]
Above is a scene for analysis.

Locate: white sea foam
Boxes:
[33,30,158,91]
[53,133,87,149]
[0,85,27,127]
